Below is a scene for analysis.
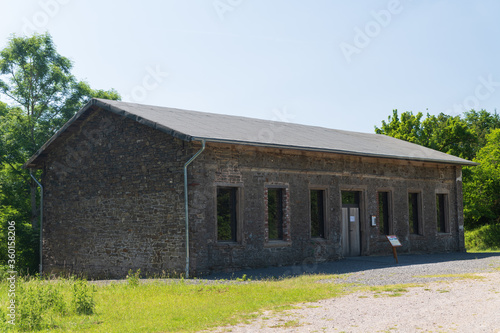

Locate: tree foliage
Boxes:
[375,109,500,229]
[0,33,120,273]
[464,129,500,228]
[0,33,120,161]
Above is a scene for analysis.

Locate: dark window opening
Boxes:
[408,192,420,234]
[268,188,284,240]
[217,187,237,242]
[310,189,325,238]
[378,192,390,235]
[437,194,447,233]
[342,191,359,205]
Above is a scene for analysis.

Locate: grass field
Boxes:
[2,271,492,332]
[0,273,352,332]
[0,227,498,333]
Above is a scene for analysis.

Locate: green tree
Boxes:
[375,109,500,230]
[463,109,500,157]
[0,33,120,273]
[375,110,476,160]
[0,33,120,165]
[374,110,426,144]
[463,129,500,228]
[421,113,476,160]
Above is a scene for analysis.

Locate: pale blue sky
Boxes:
[1,0,500,133]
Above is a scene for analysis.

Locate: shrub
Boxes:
[39,283,66,314]
[126,269,141,287]
[465,224,500,251]
[17,282,44,331]
[72,280,96,315]
[0,265,10,281]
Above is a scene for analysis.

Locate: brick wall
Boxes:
[42,108,189,278]
[39,109,465,278]
[188,143,464,275]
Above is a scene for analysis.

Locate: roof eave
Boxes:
[23,98,478,169]
[92,99,194,142]
[191,137,479,166]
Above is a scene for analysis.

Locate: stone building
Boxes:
[24,99,476,278]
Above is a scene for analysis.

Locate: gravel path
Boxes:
[207,252,500,333]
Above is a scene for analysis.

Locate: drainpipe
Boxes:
[183,140,205,278]
[30,170,43,276]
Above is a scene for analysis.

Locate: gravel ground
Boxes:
[205,252,500,285]
[206,252,500,333]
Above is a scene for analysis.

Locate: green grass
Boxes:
[0,274,351,332]
[0,277,98,332]
[364,284,420,297]
[2,257,498,332]
[412,273,485,280]
[465,224,500,251]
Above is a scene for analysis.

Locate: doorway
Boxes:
[341,191,361,256]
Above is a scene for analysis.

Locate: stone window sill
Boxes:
[264,240,292,248]
[310,237,328,242]
[215,241,244,248]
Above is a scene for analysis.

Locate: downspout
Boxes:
[30,170,43,276]
[183,140,205,278]
[456,166,465,251]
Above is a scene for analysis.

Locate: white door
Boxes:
[342,206,360,256]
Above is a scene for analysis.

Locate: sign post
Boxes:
[386,235,402,263]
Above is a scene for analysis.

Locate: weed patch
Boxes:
[413,273,485,281]
[126,269,141,287]
[465,224,500,251]
[0,278,98,332]
[362,284,421,298]
[72,280,96,315]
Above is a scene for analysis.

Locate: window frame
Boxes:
[377,190,392,236]
[436,192,450,234]
[215,184,242,243]
[264,184,291,244]
[408,191,423,235]
[267,187,284,240]
[310,187,327,239]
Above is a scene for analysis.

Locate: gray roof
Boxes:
[24,98,477,168]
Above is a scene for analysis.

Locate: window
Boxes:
[217,187,238,242]
[310,189,325,238]
[342,191,359,205]
[267,188,284,240]
[378,192,390,235]
[408,192,421,235]
[436,193,448,233]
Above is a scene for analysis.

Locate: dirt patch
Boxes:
[213,271,500,333]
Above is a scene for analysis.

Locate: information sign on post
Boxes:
[386,235,402,263]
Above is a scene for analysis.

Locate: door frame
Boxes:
[342,205,360,256]
[340,187,367,256]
